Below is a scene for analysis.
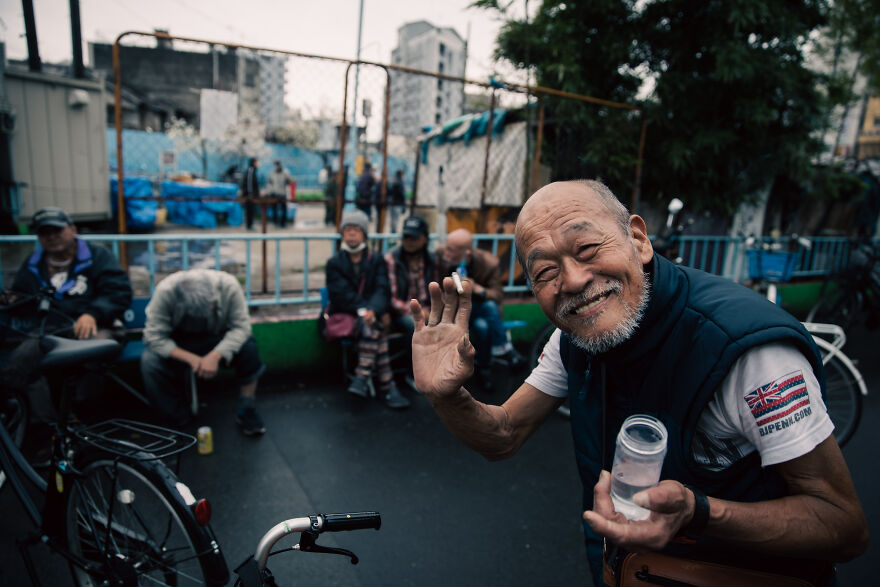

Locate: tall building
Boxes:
[388,21,466,138]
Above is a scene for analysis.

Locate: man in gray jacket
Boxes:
[141,269,266,435]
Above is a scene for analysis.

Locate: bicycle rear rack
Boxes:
[74,419,196,460]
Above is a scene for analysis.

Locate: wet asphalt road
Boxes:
[1,324,878,586]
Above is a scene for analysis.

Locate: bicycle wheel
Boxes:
[65,453,229,586]
[806,286,862,331]
[814,340,863,448]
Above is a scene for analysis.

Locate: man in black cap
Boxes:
[12,207,132,339]
[4,207,132,427]
[384,216,437,356]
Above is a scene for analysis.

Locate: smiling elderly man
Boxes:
[410,180,867,585]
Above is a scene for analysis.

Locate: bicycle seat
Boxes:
[39,335,122,370]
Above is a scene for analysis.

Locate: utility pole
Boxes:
[344,0,365,208]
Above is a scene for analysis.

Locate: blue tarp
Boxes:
[106,129,415,193]
[420,109,509,163]
[110,176,157,231]
[162,181,242,228]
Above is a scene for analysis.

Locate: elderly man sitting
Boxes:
[140,269,266,435]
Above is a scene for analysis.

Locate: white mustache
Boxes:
[555,280,623,321]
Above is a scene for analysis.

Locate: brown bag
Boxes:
[604,550,829,587]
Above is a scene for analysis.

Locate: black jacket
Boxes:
[387,178,405,206]
[241,165,260,198]
[325,249,389,316]
[12,238,133,328]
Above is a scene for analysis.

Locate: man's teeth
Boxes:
[572,293,608,314]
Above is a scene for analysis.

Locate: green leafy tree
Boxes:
[476,0,857,215]
[636,0,832,214]
[474,0,644,201]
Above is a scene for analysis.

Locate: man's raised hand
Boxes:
[410,276,476,397]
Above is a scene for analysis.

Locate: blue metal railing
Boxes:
[0,233,862,307]
[0,232,529,306]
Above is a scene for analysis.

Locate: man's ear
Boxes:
[629,215,654,264]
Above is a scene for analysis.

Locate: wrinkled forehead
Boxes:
[517,186,614,241]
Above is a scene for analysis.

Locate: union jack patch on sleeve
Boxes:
[745,370,811,428]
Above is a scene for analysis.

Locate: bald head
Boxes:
[446,228,473,250]
[515,180,633,278]
[442,228,474,266]
[518,180,629,238]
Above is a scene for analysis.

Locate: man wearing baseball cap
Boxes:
[5,207,132,427]
[13,207,132,339]
[385,216,437,343]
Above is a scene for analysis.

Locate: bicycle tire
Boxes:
[65,452,229,586]
[806,286,862,331]
[813,338,863,448]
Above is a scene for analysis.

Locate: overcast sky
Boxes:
[0,0,526,81]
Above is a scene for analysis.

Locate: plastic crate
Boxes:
[746,250,797,282]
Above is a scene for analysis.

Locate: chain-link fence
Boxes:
[108,31,645,297]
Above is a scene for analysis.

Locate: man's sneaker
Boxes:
[383,384,411,410]
[493,348,526,370]
[506,348,527,370]
[404,375,419,393]
[236,406,266,436]
[347,376,370,398]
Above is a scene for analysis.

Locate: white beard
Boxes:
[565,274,650,356]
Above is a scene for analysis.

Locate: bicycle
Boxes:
[233,511,381,586]
[0,289,230,586]
[745,236,867,447]
[806,238,880,330]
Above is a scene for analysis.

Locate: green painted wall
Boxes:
[124,281,825,375]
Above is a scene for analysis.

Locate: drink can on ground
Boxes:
[197,426,213,455]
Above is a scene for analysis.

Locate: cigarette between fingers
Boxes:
[452,272,464,294]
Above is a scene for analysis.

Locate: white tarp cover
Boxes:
[416,121,526,209]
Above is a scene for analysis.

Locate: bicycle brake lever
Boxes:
[298,530,360,564]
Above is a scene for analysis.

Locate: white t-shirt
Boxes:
[525,329,834,469]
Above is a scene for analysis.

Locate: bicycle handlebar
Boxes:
[253,512,381,570]
[322,512,382,532]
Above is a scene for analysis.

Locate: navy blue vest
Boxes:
[562,254,823,575]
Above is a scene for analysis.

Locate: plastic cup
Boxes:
[609,415,668,521]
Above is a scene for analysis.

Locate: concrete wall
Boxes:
[5,70,109,222]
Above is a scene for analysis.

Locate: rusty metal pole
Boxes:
[335,63,354,229]
[530,101,545,195]
[411,144,420,212]
[377,67,391,234]
[478,90,497,233]
[631,117,648,214]
[112,37,129,268]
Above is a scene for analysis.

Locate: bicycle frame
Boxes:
[810,334,869,397]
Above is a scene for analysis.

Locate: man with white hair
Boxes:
[141,269,266,434]
[411,180,867,585]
